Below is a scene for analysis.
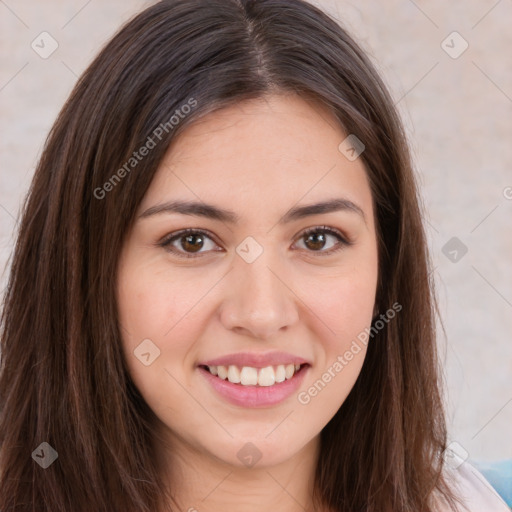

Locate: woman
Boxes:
[0,0,508,511]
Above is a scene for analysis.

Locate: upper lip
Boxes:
[199,351,311,368]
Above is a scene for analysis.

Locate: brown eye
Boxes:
[304,231,327,251]
[160,229,220,258]
[294,226,350,255]
[180,233,205,253]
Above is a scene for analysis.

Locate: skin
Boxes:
[116,93,379,512]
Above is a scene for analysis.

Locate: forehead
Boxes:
[140,93,373,222]
[167,93,344,166]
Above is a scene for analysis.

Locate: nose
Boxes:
[219,251,300,340]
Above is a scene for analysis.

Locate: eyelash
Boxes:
[158,226,352,259]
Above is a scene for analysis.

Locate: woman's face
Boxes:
[117,93,379,470]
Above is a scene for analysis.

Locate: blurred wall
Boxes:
[1,0,511,460]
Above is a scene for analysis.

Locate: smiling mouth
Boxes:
[199,363,308,387]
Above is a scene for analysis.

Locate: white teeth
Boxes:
[240,366,258,385]
[275,364,286,383]
[258,366,275,386]
[205,363,303,386]
[217,365,228,380]
[227,365,240,383]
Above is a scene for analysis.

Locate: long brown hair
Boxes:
[0,0,459,510]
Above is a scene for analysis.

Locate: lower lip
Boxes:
[198,365,309,408]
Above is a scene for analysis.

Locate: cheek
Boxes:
[293,258,377,414]
[117,262,211,345]
[116,267,208,419]
[117,262,222,393]
[298,263,378,346]
[295,277,374,424]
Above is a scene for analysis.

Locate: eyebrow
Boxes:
[138,197,366,224]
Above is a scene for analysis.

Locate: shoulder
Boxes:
[435,456,511,512]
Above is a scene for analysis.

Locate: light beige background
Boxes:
[1,1,511,461]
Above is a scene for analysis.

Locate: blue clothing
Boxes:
[473,459,512,508]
